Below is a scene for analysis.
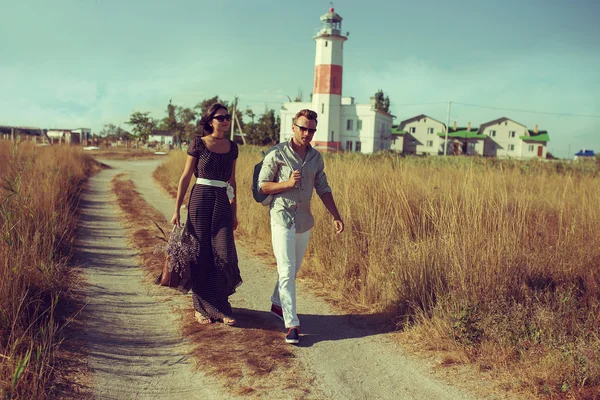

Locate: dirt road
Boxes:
[72,157,486,399]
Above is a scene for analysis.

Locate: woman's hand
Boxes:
[171,211,181,227]
[233,215,239,231]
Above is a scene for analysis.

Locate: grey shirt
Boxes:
[258,140,332,233]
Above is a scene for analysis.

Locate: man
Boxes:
[258,109,344,344]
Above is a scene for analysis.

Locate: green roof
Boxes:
[437,129,486,139]
[522,132,550,142]
[391,127,406,135]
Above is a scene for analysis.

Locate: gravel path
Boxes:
[72,157,488,400]
[72,162,234,400]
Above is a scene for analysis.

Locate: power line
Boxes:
[453,102,600,119]
[389,102,446,107]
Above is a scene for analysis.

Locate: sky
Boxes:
[1,0,599,158]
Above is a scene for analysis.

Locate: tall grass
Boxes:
[157,147,600,398]
[0,141,98,398]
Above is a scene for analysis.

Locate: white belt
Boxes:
[196,178,234,201]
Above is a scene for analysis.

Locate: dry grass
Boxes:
[157,146,600,399]
[0,141,100,398]
[110,172,316,398]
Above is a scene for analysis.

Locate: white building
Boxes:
[148,130,174,146]
[279,7,393,153]
[47,129,76,144]
[72,128,92,143]
[479,117,548,159]
[395,114,447,156]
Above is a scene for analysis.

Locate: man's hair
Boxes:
[293,109,318,126]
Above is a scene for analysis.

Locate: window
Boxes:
[427,127,434,135]
[529,145,534,152]
[346,140,353,151]
[321,103,324,114]
[355,141,361,152]
[325,41,328,47]
[489,130,496,137]
[509,131,516,138]
[426,140,433,147]
[409,127,416,133]
[346,119,353,130]
[357,119,362,130]
[508,144,515,151]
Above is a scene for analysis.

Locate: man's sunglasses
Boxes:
[213,114,232,122]
[294,123,316,134]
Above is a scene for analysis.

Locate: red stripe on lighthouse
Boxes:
[313,65,342,95]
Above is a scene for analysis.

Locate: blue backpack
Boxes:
[251,147,294,206]
[251,150,273,206]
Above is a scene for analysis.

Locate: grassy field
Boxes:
[0,141,99,398]
[156,145,600,398]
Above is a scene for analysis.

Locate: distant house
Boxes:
[438,121,484,156]
[0,125,44,142]
[477,117,549,159]
[71,128,92,144]
[47,129,82,145]
[148,130,173,146]
[397,114,446,155]
[390,125,405,153]
[574,149,595,161]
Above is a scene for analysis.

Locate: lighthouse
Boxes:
[278,7,393,154]
[311,7,347,151]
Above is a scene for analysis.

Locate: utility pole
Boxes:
[230,99,236,141]
[234,113,246,145]
[444,101,451,156]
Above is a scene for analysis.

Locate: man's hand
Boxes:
[333,219,344,234]
[287,170,302,188]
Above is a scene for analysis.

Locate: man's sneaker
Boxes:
[270,304,284,322]
[285,328,300,344]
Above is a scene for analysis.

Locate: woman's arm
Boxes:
[228,160,238,230]
[171,155,197,227]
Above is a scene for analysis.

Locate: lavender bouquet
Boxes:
[154,222,193,294]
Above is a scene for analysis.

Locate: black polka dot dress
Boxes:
[185,136,242,320]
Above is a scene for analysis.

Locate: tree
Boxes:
[126,111,157,140]
[245,108,256,124]
[194,96,221,115]
[99,123,131,140]
[256,108,280,145]
[373,89,390,113]
[176,106,197,141]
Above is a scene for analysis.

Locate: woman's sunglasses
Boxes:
[213,114,232,122]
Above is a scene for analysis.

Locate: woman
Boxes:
[171,103,242,325]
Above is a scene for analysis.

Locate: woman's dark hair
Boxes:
[198,103,228,135]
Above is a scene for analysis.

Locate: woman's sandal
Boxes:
[194,311,213,325]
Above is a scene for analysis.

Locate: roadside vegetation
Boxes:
[0,141,99,398]
[156,146,600,399]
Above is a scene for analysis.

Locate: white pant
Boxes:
[270,222,311,328]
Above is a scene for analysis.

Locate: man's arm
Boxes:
[260,173,299,195]
[319,192,344,234]
[258,150,301,195]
